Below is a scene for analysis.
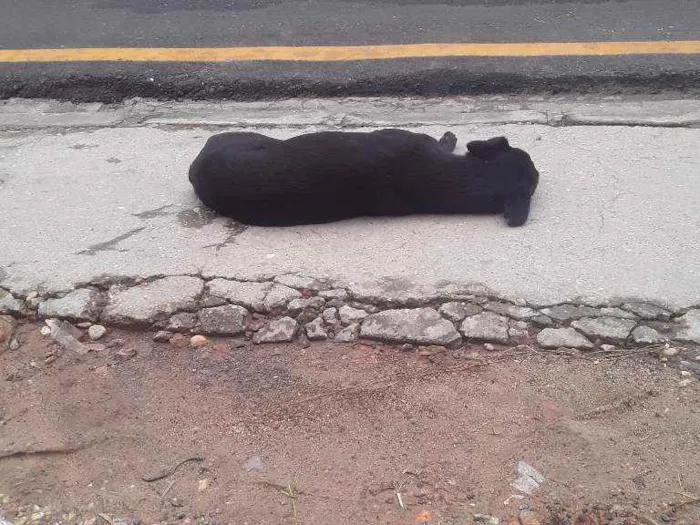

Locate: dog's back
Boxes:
[189,130,445,225]
[188,130,539,227]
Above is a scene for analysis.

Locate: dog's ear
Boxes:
[466,137,510,159]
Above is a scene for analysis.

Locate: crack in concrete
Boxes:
[132,204,180,219]
[77,227,146,256]
[69,143,99,150]
[2,119,697,134]
[202,220,249,253]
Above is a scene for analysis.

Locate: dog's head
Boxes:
[466,137,540,196]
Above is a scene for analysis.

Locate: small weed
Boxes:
[281,475,300,523]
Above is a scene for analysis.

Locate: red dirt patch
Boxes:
[1,321,699,525]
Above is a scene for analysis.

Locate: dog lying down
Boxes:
[188,129,540,227]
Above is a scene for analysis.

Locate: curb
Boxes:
[1,62,699,103]
[2,274,700,352]
[2,97,699,131]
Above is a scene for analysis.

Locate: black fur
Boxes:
[188,129,540,227]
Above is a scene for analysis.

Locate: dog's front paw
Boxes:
[438,131,458,152]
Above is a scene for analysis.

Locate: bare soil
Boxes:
[1,321,700,525]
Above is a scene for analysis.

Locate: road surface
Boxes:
[0,0,699,100]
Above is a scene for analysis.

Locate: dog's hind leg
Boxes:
[438,131,458,153]
[503,192,532,227]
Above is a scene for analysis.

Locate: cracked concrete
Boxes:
[1,96,700,313]
[3,271,698,351]
[77,227,146,256]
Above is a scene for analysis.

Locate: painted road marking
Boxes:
[0,41,699,62]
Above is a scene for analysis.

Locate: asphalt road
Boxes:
[4,0,700,48]
[1,0,699,100]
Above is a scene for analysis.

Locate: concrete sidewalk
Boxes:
[1,96,699,309]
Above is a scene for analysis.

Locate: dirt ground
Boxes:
[1,321,700,525]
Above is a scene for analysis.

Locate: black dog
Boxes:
[188,129,540,227]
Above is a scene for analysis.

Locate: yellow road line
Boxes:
[0,41,699,62]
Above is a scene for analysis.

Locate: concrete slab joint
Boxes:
[3,273,699,351]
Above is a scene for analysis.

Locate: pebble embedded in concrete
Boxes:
[201,295,228,308]
[508,319,530,343]
[198,304,248,335]
[599,307,638,320]
[338,305,369,325]
[207,279,272,312]
[675,309,700,344]
[322,307,339,325]
[334,323,360,342]
[167,312,198,332]
[459,312,510,344]
[622,302,672,321]
[102,276,203,326]
[206,278,271,312]
[531,315,554,327]
[305,317,328,340]
[318,288,349,301]
[263,284,302,311]
[631,325,668,345]
[38,288,103,322]
[484,301,536,320]
[0,290,25,315]
[438,301,482,322]
[570,316,637,342]
[536,327,593,349]
[253,316,298,343]
[287,297,325,316]
[539,304,601,322]
[361,308,461,345]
